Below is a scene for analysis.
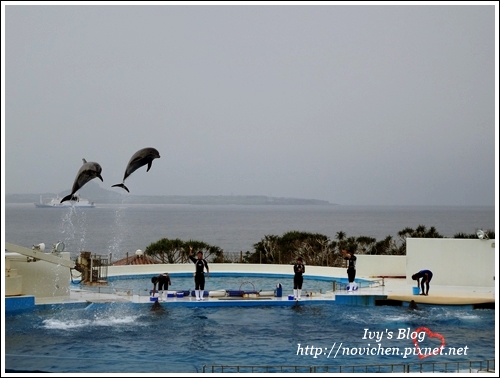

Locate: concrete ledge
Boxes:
[387,294,495,306]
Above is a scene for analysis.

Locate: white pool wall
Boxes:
[406,238,495,287]
[6,251,72,300]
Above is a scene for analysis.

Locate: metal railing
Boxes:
[203,359,495,373]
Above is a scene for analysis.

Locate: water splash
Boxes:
[429,307,481,321]
[74,208,88,251]
[60,208,76,250]
[107,197,137,260]
[59,207,89,255]
[42,315,140,330]
[108,207,125,258]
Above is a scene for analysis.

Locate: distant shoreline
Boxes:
[5,193,336,206]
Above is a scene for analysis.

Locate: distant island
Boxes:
[6,181,335,206]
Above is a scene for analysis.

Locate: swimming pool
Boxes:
[5,273,495,373]
[103,272,361,297]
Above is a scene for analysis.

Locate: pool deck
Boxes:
[360,277,495,306]
[15,277,492,312]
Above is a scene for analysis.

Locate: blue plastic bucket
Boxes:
[412,287,420,295]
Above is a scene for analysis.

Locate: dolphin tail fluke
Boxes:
[112,183,130,193]
[60,194,75,203]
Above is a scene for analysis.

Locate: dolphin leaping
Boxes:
[112,147,160,193]
[61,159,103,203]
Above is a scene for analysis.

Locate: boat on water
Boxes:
[34,194,96,208]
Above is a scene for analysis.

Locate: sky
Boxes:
[2,2,498,206]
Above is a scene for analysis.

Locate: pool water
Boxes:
[5,301,494,372]
[104,273,352,297]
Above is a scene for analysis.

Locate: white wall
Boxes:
[355,255,406,277]
[6,252,72,300]
[406,238,495,287]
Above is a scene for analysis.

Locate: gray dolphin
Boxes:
[112,147,160,193]
[61,159,103,203]
[150,300,165,312]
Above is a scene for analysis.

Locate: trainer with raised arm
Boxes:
[189,246,210,301]
[342,248,357,290]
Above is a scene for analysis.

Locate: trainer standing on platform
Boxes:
[189,246,210,301]
[293,257,305,300]
[342,248,357,290]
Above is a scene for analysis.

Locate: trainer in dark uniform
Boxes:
[189,246,210,301]
[412,269,433,296]
[151,273,171,300]
[293,257,305,300]
[342,249,357,288]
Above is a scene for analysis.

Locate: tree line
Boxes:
[143,225,495,267]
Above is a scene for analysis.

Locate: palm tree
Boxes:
[356,236,376,255]
[145,238,222,263]
[145,238,185,263]
[251,234,280,264]
[335,231,347,252]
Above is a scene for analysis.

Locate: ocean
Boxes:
[4,203,495,260]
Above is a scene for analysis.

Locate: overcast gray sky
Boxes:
[2,3,498,206]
